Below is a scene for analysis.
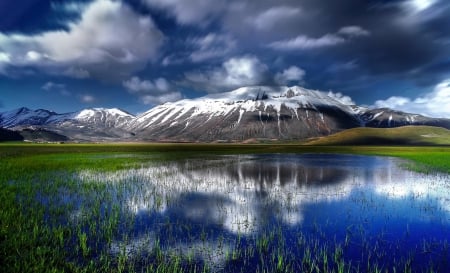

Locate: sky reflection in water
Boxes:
[76,154,450,270]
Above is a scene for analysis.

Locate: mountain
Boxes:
[128,86,363,141]
[0,107,135,141]
[45,108,136,141]
[0,127,24,142]
[0,107,72,128]
[0,107,134,128]
[18,128,69,142]
[359,108,450,129]
[1,86,449,142]
[304,126,450,146]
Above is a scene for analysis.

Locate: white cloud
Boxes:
[188,33,236,63]
[26,51,45,62]
[80,94,95,103]
[184,55,269,92]
[42,82,64,91]
[123,76,170,93]
[123,76,180,105]
[269,34,345,50]
[123,77,155,93]
[374,96,411,108]
[140,92,183,105]
[161,55,184,66]
[387,0,440,25]
[0,52,10,63]
[154,78,170,92]
[0,0,164,79]
[222,57,268,86]
[42,82,71,96]
[337,26,370,37]
[143,0,226,25]
[405,0,436,13]
[275,66,305,84]
[373,79,450,118]
[249,6,302,31]
[327,91,355,105]
[269,25,370,50]
[161,33,236,66]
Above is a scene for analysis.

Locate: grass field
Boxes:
[305,125,450,146]
[1,142,449,172]
[0,143,449,272]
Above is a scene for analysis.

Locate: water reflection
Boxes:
[75,154,450,270]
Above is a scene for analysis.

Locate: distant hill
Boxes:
[304,126,450,146]
[18,128,69,142]
[0,127,24,142]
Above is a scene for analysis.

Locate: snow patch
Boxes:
[237,109,245,125]
[129,85,357,131]
[373,111,384,119]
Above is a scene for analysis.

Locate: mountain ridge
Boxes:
[1,86,449,142]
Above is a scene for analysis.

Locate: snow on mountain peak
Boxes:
[161,86,354,111]
[2,85,450,142]
[130,85,358,130]
[74,108,134,120]
[0,107,64,128]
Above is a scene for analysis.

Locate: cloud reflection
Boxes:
[75,154,450,266]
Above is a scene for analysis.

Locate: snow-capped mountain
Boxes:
[0,107,135,141]
[49,108,136,141]
[1,86,449,142]
[360,108,450,129]
[0,107,134,129]
[67,108,135,128]
[0,107,72,128]
[127,86,363,141]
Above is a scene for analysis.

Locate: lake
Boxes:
[63,153,450,272]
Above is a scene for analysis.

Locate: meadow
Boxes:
[1,143,449,272]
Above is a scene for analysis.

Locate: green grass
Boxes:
[0,143,449,272]
[347,147,450,173]
[1,142,449,172]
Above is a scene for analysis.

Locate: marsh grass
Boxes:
[1,144,449,272]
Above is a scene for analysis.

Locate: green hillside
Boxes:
[305,126,450,146]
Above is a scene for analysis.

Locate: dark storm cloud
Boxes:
[340,25,441,75]
[407,59,450,87]
[1,0,450,115]
[147,0,449,87]
[256,0,450,93]
[265,0,447,76]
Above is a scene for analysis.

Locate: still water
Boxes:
[72,154,450,272]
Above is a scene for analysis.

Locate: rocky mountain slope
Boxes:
[0,107,135,141]
[359,108,450,129]
[128,86,363,141]
[1,86,449,142]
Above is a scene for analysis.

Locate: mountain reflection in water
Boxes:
[74,154,450,270]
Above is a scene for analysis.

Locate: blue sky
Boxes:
[0,0,450,117]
